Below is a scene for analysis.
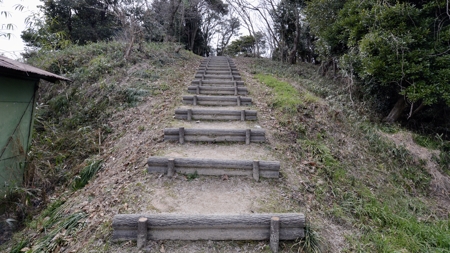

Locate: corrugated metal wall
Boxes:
[0,76,37,195]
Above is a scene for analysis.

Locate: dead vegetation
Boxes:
[236,57,450,252]
[1,49,449,252]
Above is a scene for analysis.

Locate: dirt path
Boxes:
[91,57,298,252]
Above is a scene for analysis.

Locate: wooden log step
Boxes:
[200,59,233,62]
[200,58,231,62]
[199,63,234,66]
[198,66,238,71]
[182,95,252,106]
[187,86,248,96]
[196,70,241,76]
[194,74,242,80]
[146,157,279,178]
[164,128,265,144]
[174,108,257,121]
[191,80,245,86]
[112,213,305,242]
[199,65,237,69]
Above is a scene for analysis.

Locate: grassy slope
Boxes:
[2,45,449,252]
[236,57,450,252]
[1,41,201,252]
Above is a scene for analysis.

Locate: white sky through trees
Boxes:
[0,0,40,59]
[0,0,258,59]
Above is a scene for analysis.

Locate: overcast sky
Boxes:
[0,0,41,60]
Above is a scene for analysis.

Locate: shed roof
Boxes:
[0,55,70,83]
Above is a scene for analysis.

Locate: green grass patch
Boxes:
[242,57,450,252]
[254,74,303,113]
[11,199,87,252]
[32,211,87,252]
[413,134,443,150]
[378,123,401,134]
[186,171,199,181]
[72,160,103,190]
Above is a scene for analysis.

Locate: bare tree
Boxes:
[216,11,240,55]
[226,0,261,57]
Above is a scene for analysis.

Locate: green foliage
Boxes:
[22,0,119,48]
[16,41,193,227]
[244,57,450,252]
[186,171,199,181]
[255,74,303,113]
[13,199,85,253]
[271,0,314,63]
[225,33,265,57]
[32,210,87,252]
[225,35,256,56]
[294,223,321,253]
[378,123,400,134]
[0,0,25,39]
[413,134,443,150]
[72,160,103,190]
[306,0,450,119]
[8,239,28,253]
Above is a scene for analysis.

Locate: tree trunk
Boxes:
[288,8,300,64]
[383,97,408,123]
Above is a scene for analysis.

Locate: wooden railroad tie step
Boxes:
[174,108,257,121]
[182,95,252,106]
[200,62,235,65]
[198,66,238,71]
[163,128,265,144]
[112,213,305,253]
[191,80,244,86]
[147,157,279,180]
[187,86,248,96]
[194,74,242,80]
[196,70,241,76]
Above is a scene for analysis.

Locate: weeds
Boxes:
[413,133,443,150]
[292,223,321,253]
[32,211,87,252]
[254,74,303,113]
[186,171,199,181]
[1,41,193,247]
[240,57,450,252]
[72,160,103,190]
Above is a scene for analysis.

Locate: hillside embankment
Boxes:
[1,42,449,252]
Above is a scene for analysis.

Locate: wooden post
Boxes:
[137,217,148,249]
[241,110,245,121]
[246,129,251,145]
[187,109,192,121]
[199,79,203,86]
[270,217,280,253]
[237,96,241,106]
[196,85,200,95]
[179,127,185,144]
[253,160,260,181]
[167,158,175,178]
[234,85,238,96]
[193,95,198,106]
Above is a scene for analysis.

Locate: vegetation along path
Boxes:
[2,44,449,253]
[111,56,306,252]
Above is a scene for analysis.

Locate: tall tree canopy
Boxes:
[22,0,120,47]
[22,0,229,56]
[306,0,450,122]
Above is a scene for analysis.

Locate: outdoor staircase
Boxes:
[112,56,305,252]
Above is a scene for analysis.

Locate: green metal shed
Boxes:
[0,56,70,196]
